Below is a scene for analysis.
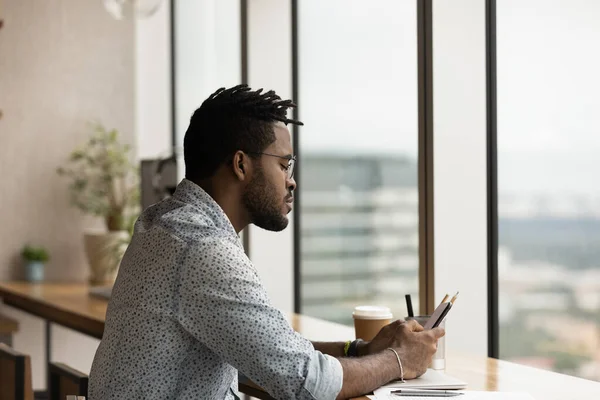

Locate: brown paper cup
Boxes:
[352,305,393,341]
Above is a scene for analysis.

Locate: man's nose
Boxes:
[287,176,297,192]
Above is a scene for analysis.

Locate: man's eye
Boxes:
[281,164,290,171]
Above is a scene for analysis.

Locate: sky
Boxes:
[495,0,600,195]
[298,0,419,155]
[298,0,600,196]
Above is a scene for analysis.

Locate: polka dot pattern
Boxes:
[89,179,343,399]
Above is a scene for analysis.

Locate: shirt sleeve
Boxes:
[177,238,343,400]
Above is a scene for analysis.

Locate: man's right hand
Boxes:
[335,320,445,399]
[392,320,445,379]
[362,319,445,378]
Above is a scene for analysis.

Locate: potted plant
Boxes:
[57,122,140,285]
[21,244,50,283]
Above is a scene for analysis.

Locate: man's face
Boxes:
[242,123,296,232]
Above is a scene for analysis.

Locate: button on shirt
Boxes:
[89,179,343,400]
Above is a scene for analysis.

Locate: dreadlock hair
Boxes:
[184,84,303,181]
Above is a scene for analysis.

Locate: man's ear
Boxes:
[232,150,250,181]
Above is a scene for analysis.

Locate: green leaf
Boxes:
[21,244,50,262]
[69,150,85,161]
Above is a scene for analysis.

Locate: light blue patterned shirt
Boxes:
[89,179,343,400]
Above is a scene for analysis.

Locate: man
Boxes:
[89,85,444,399]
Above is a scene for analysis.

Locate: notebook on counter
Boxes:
[371,391,535,400]
[375,369,468,394]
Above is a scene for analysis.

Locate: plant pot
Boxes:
[83,231,129,286]
[25,261,45,282]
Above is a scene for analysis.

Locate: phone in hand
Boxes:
[423,302,452,330]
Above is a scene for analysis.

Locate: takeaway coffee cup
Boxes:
[352,305,394,341]
[406,315,446,370]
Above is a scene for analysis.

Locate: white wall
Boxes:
[432,0,488,356]
[0,0,137,388]
[0,0,135,282]
[247,0,295,314]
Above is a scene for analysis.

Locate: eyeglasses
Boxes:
[249,152,297,179]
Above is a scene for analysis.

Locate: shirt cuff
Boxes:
[302,351,344,400]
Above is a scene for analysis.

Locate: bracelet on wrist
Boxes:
[343,341,352,357]
[386,347,405,382]
[347,339,364,357]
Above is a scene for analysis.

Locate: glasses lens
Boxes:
[288,159,295,179]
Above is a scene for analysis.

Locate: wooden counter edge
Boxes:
[0,284,104,339]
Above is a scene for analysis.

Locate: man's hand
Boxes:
[393,320,445,378]
[335,321,445,399]
[362,319,445,378]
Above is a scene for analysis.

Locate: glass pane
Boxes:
[298,0,419,325]
[498,0,600,381]
[173,0,241,178]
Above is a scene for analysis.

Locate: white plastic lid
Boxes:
[352,305,393,320]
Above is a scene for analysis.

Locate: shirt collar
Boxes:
[172,178,239,239]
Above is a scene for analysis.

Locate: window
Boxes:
[173,0,240,158]
[497,0,600,380]
[298,0,420,325]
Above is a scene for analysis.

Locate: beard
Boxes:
[242,166,289,232]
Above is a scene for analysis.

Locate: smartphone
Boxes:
[423,302,452,330]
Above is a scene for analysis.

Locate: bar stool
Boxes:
[0,313,19,347]
[0,343,33,400]
[47,363,87,400]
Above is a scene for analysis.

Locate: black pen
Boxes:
[391,389,463,397]
[405,294,414,318]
